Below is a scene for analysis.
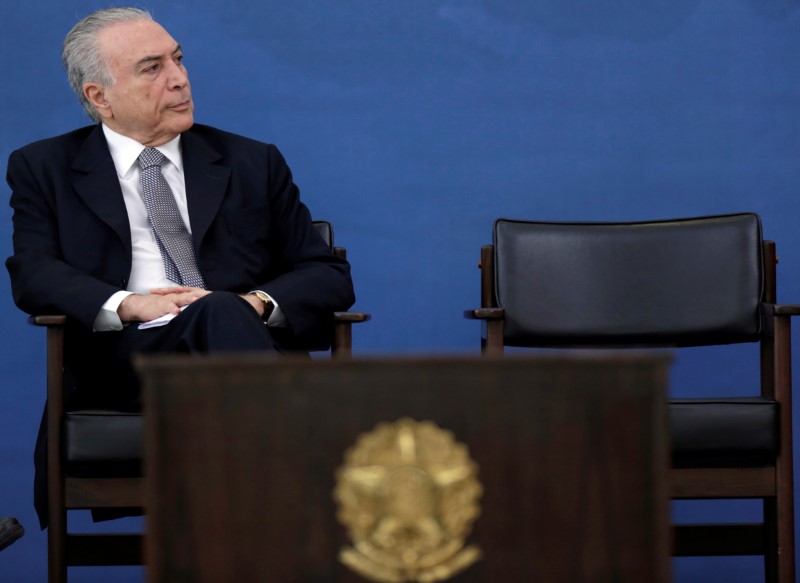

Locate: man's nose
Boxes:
[168,61,188,88]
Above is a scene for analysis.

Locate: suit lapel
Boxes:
[70,125,231,258]
[181,129,231,251]
[71,125,132,256]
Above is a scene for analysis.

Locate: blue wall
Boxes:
[2,1,800,581]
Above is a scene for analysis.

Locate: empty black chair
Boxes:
[466,213,796,582]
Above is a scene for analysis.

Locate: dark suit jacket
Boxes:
[5,123,356,526]
[6,122,354,342]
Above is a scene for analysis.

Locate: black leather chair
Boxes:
[30,220,368,583]
[465,213,796,582]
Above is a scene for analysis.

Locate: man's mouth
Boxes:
[168,99,192,111]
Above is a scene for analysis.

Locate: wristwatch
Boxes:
[251,290,275,320]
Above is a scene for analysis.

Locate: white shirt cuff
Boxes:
[93,290,134,331]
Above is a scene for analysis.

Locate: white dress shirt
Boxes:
[93,125,283,331]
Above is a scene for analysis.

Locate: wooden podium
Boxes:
[137,354,671,582]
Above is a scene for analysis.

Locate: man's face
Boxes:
[89,19,194,146]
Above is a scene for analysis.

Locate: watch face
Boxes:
[255,291,274,317]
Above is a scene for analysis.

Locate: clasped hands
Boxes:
[117,286,267,323]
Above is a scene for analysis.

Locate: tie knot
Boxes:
[138,147,166,170]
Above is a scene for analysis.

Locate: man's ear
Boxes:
[84,83,112,120]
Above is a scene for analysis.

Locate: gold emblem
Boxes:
[334,418,482,582]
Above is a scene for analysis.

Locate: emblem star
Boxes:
[334,419,483,582]
[342,423,474,490]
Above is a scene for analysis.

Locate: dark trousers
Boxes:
[65,291,279,410]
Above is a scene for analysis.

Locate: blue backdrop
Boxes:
[2,1,800,581]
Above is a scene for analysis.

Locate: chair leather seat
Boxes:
[64,398,778,475]
[64,410,143,477]
[669,397,778,468]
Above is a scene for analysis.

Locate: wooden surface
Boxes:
[139,354,671,583]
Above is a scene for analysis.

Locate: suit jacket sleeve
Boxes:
[6,145,125,328]
[181,127,356,349]
[247,145,355,345]
[7,126,357,350]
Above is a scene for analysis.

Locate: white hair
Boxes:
[62,8,154,121]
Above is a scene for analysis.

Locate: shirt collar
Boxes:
[102,124,184,178]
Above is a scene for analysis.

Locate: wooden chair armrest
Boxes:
[28,315,67,327]
[29,313,372,325]
[774,304,800,316]
[331,312,369,358]
[334,311,371,323]
[464,308,505,320]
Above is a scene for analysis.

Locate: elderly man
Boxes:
[6,8,355,527]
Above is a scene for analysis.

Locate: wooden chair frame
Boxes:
[467,239,797,583]
[30,224,368,583]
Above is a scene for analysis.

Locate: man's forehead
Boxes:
[98,19,178,63]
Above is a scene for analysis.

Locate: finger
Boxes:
[150,286,193,295]
[182,289,212,300]
[171,291,209,306]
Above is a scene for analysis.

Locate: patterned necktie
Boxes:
[137,147,207,289]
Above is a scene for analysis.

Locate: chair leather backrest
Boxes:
[313,220,334,250]
[494,213,764,347]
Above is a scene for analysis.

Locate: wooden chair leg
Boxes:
[773,315,796,582]
[46,321,67,583]
[484,320,504,355]
[332,320,352,359]
[772,486,796,583]
[48,508,67,583]
[764,498,778,583]
[762,495,794,583]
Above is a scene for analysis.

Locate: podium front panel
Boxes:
[139,354,670,583]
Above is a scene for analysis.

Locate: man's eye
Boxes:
[144,64,159,73]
